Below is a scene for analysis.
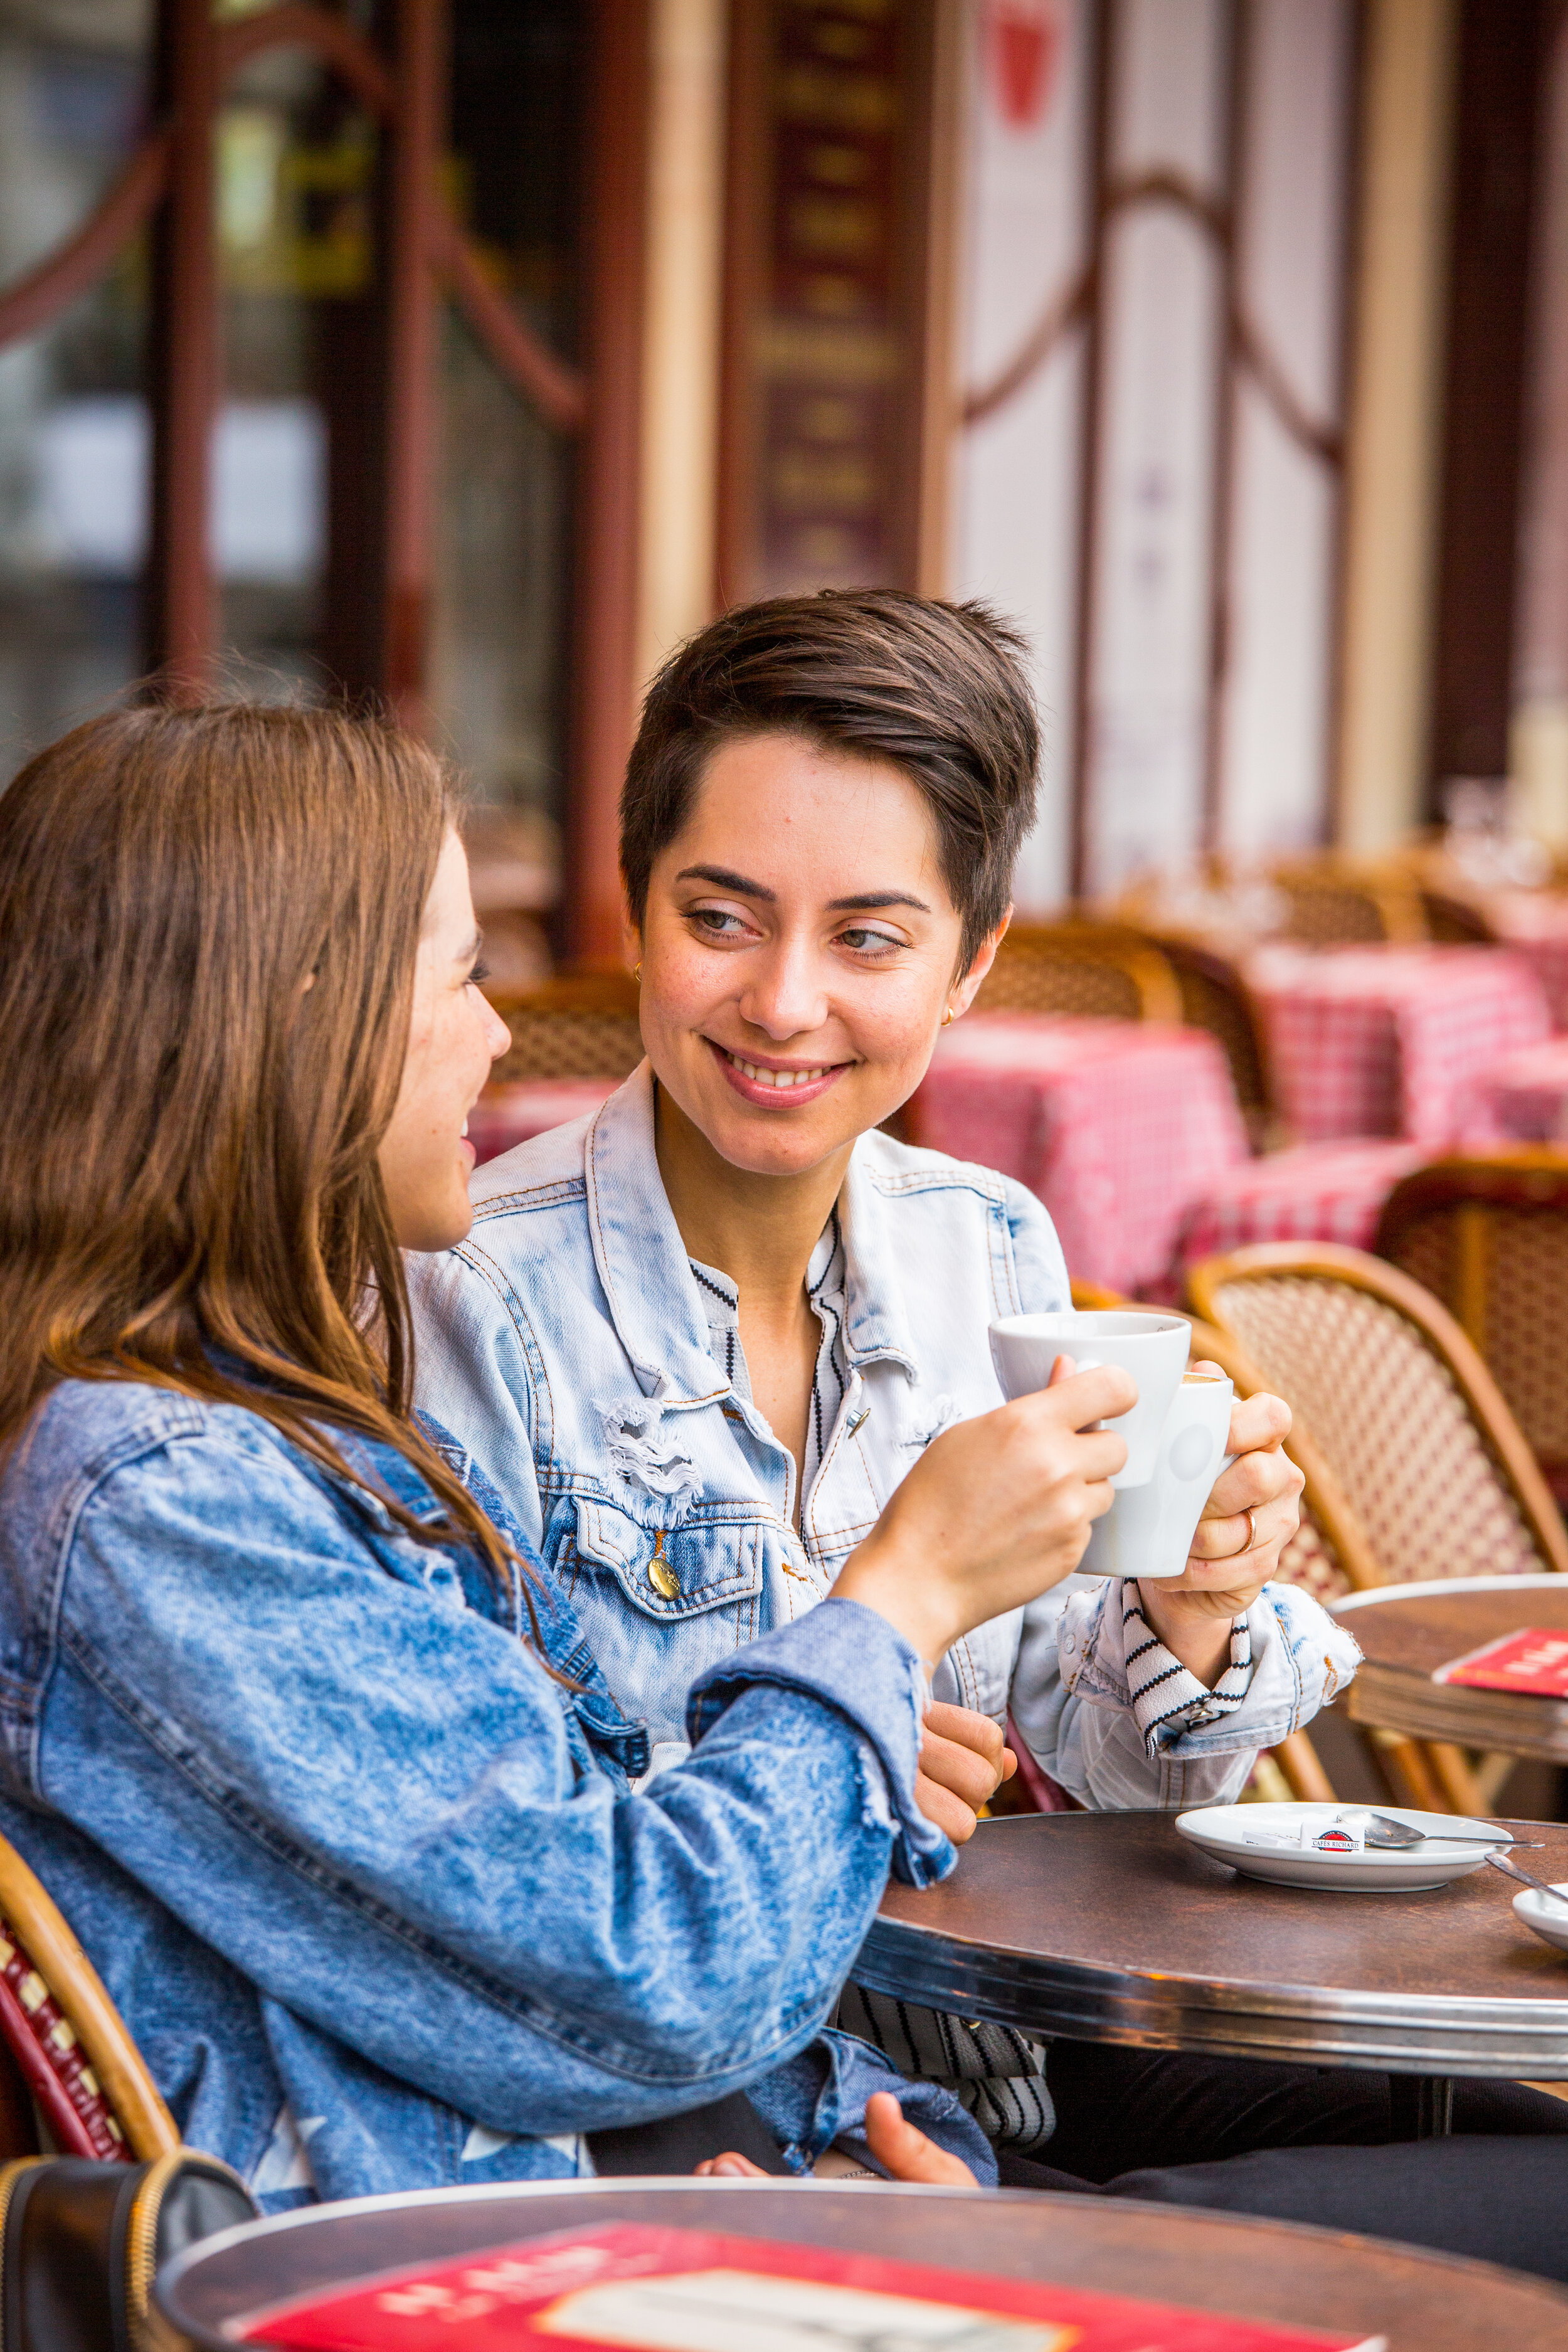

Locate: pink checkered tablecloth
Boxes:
[1461,1034,1568,1142]
[1246,944,1550,1145]
[1178,1140,1428,1276]
[906,1014,1248,1296]
[469,1078,618,1167]
[1480,889,1568,1029]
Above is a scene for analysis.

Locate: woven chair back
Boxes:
[976,924,1183,1023]
[1375,1152,1568,1502]
[486,973,644,1086]
[1271,864,1427,947]
[0,1836,179,2163]
[1188,1242,1568,1586]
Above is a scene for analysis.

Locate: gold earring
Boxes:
[633,961,642,983]
[941,1005,955,1027]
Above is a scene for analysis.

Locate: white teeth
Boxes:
[728,1052,827,1088]
[461,1118,469,1136]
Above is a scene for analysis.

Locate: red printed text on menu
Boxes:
[239,2222,1386,2352]
[1436,1628,1568,1697]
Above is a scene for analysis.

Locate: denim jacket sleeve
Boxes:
[28,1411,950,2139]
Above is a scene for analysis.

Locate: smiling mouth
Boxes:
[710,1041,850,1094]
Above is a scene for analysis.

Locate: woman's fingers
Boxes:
[863,2092,980,2186]
[697,2099,981,2188]
[913,1770,985,1843]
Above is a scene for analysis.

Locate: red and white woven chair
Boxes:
[0,1834,177,2163]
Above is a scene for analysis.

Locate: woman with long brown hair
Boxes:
[0,697,1136,2203]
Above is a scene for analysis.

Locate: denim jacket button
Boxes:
[648,1556,679,1599]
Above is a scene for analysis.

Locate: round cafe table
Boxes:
[852,1809,1568,2137]
[1331,1574,1568,1764]
[154,2177,1568,2352]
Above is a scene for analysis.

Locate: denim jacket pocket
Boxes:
[573,1497,765,1622]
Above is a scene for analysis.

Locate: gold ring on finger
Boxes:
[1234,1507,1258,1558]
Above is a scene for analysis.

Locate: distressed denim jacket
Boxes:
[0,1377,995,2208]
[411,1068,1360,1808]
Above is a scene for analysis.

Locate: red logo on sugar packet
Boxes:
[236,2222,1386,2352]
[1437,1629,1568,1698]
[1311,1826,1359,1854]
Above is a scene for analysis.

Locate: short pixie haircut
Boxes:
[620,589,1039,972]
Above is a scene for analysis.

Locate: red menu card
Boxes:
[238,2222,1386,2352]
[1435,1628,1568,1697]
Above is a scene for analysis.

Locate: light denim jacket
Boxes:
[0,1377,995,2206]
[411,1068,1360,1807]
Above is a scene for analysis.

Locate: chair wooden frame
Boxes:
[978,923,1184,1023]
[1187,1240,1568,1579]
[0,1835,177,2162]
[1130,930,1276,1145]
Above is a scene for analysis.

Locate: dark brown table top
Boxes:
[857,1809,1568,2074]
[155,2178,1568,2352]
[1332,1575,1568,1761]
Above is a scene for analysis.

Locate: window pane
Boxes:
[0,0,152,781]
[431,0,584,871]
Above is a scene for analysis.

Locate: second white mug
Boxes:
[1079,1371,1236,1580]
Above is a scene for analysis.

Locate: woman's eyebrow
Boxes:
[675,864,775,899]
[825,890,933,914]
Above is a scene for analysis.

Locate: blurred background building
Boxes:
[0,0,1563,970]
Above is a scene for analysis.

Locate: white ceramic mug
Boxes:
[987,1309,1190,1487]
[1079,1370,1236,1579]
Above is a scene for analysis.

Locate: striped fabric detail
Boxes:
[836,1984,1056,2153]
[1123,1591,1253,1755]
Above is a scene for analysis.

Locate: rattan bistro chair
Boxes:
[1375,1152,1568,1504]
[484,971,644,1088]
[0,1834,177,2163]
[1187,1242,1568,1589]
[975,923,1184,1024]
[1269,860,1428,947]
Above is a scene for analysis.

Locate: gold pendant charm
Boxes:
[648,1530,679,1600]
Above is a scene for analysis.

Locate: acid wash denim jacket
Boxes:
[410,1067,1360,1808]
[0,1377,997,2210]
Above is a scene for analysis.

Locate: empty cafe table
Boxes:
[155,2176,1568,2352]
[1332,1573,1568,1766]
[853,1809,1568,2136]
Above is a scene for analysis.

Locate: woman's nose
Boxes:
[737,943,829,1041]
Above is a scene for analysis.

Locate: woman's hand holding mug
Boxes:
[832,1355,1132,1668]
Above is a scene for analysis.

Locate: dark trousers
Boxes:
[998,2042,1568,2285]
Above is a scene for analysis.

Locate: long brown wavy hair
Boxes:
[0,699,513,1581]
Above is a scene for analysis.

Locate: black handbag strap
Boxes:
[586,2092,792,2176]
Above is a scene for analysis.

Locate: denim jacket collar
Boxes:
[584,1066,919,1404]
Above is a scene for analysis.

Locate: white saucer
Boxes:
[1513,1883,1568,1954]
[1174,1803,1499,1891]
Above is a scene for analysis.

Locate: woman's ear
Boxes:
[950,906,1012,1015]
